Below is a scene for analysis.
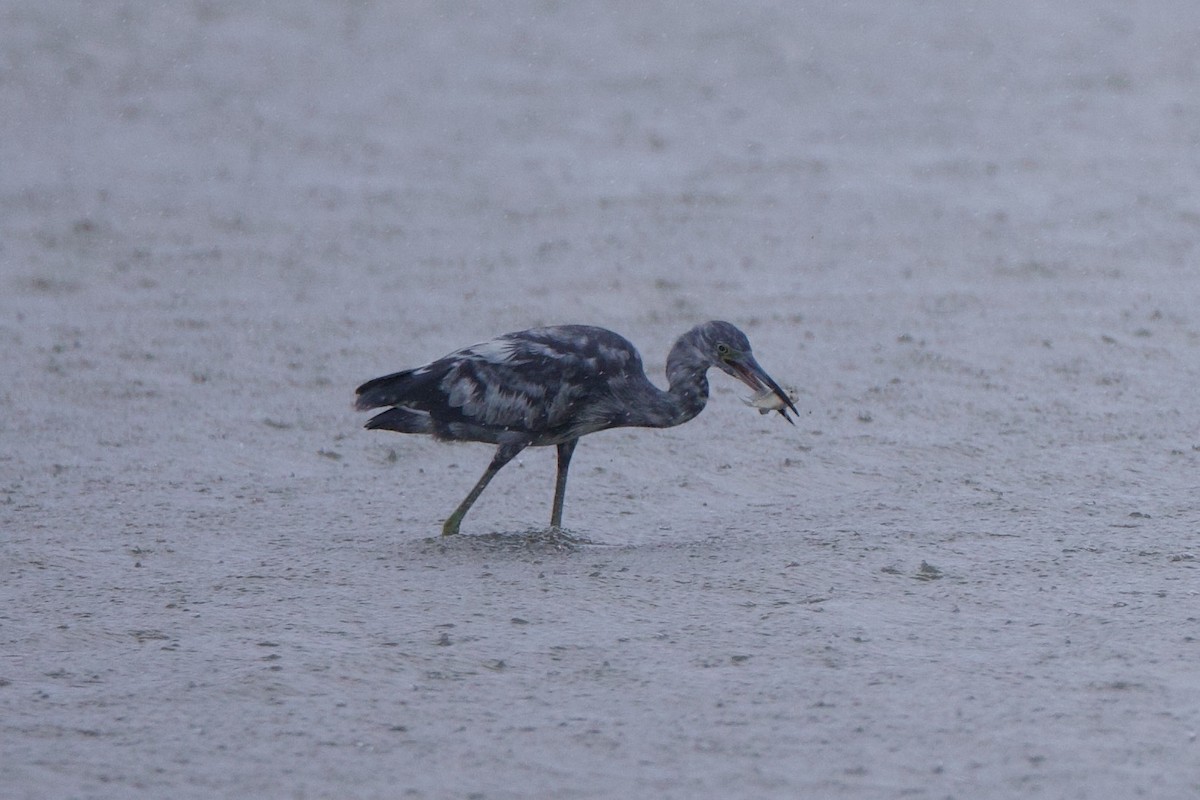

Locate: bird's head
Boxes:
[696,321,799,424]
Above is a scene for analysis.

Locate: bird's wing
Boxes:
[437,327,639,433]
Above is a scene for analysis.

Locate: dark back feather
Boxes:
[356,326,658,444]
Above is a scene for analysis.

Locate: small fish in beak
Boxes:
[743,385,800,420]
[726,355,799,424]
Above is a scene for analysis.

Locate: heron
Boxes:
[355,320,798,535]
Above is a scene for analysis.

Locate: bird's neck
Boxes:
[660,365,709,426]
[648,333,711,428]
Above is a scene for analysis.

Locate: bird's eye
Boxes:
[716,343,732,359]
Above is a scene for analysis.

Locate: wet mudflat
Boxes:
[3,2,1199,798]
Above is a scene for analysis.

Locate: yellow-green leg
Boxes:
[442,443,524,535]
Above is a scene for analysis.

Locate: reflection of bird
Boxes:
[355,321,797,535]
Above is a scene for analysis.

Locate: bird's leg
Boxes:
[442,442,525,536]
[550,439,578,529]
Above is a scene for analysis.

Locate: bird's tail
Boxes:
[356,367,441,433]
[364,407,433,434]
[355,368,426,410]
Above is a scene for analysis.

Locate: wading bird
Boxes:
[355,321,797,535]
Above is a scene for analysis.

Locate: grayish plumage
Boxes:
[355,320,797,535]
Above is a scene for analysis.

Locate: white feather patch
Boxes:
[464,339,519,364]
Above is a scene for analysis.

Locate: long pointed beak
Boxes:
[731,355,799,425]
